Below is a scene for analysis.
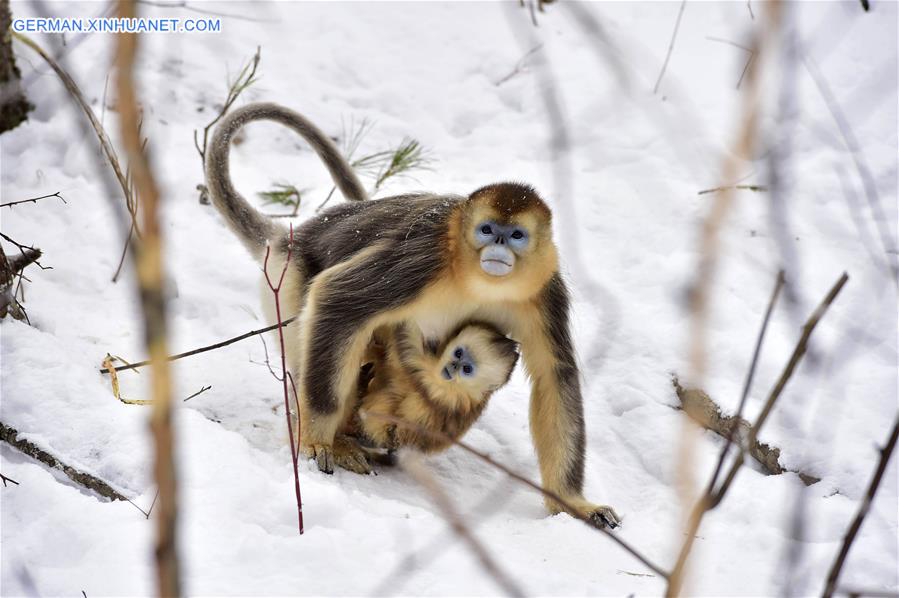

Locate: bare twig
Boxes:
[1,472,20,486]
[364,411,668,579]
[182,385,212,403]
[697,184,767,195]
[821,413,899,598]
[667,271,849,597]
[98,316,296,374]
[1,421,128,501]
[194,47,260,170]
[494,44,544,86]
[653,0,686,95]
[0,191,66,209]
[115,2,180,593]
[402,455,525,597]
[125,489,160,519]
[858,0,870,11]
[11,32,141,245]
[263,226,304,535]
[704,36,756,89]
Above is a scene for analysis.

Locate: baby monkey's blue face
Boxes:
[441,345,477,380]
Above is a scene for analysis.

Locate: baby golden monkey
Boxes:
[348,321,519,454]
[206,102,621,529]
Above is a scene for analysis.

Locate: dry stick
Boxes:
[494,44,544,87]
[1,421,128,501]
[697,184,767,195]
[652,0,686,95]
[182,385,212,403]
[0,191,66,208]
[98,317,296,374]
[263,227,304,535]
[704,36,756,89]
[402,456,525,598]
[1,473,20,486]
[821,413,899,598]
[667,271,849,597]
[115,2,180,594]
[11,32,140,241]
[364,411,668,579]
[802,53,898,286]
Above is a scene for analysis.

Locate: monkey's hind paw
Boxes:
[304,444,335,475]
[587,505,622,530]
[332,434,373,475]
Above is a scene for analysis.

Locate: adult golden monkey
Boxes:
[205,102,620,528]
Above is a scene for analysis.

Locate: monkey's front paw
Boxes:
[332,434,373,475]
[304,444,335,474]
[586,505,621,530]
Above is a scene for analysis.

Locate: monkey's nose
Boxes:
[442,366,453,380]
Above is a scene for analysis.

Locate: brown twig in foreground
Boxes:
[263,227,304,535]
[364,411,668,579]
[402,455,525,597]
[98,317,296,374]
[821,413,899,598]
[0,191,66,209]
[115,2,180,593]
[697,184,767,195]
[667,271,849,597]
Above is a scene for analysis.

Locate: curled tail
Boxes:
[205,102,368,260]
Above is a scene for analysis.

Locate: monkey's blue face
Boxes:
[441,346,477,380]
[474,221,530,277]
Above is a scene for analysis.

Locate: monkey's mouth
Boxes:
[480,258,513,276]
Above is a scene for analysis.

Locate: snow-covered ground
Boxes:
[1,1,897,596]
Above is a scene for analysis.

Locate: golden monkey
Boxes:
[205,102,621,528]
[347,321,519,454]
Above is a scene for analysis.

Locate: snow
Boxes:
[1,1,896,596]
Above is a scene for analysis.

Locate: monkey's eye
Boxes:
[454,348,463,359]
[480,225,493,235]
[511,230,524,240]
[462,364,474,375]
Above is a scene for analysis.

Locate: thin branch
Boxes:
[364,411,668,579]
[667,271,849,597]
[182,385,212,403]
[494,44,544,86]
[402,456,525,597]
[1,473,20,486]
[0,191,66,209]
[263,226,304,535]
[697,184,767,195]
[858,0,870,11]
[653,0,686,95]
[1,421,128,501]
[98,316,296,374]
[704,36,756,89]
[821,413,899,598]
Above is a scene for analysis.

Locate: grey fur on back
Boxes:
[204,102,369,260]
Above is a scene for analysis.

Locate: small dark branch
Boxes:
[111,222,135,283]
[653,0,686,95]
[263,225,304,535]
[821,414,899,598]
[697,184,767,195]
[98,316,296,374]
[494,44,544,86]
[194,46,261,174]
[526,0,538,27]
[858,0,870,11]
[0,191,66,209]
[839,589,898,598]
[747,0,755,19]
[365,411,668,579]
[1,472,20,486]
[0,232,49,269]
[1,421,128,501]
[125,489,159,519]
[704,36,756,89]
[182,385,212,402]
[402,456,525,598]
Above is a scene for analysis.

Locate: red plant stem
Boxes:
[264,225,304,534]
